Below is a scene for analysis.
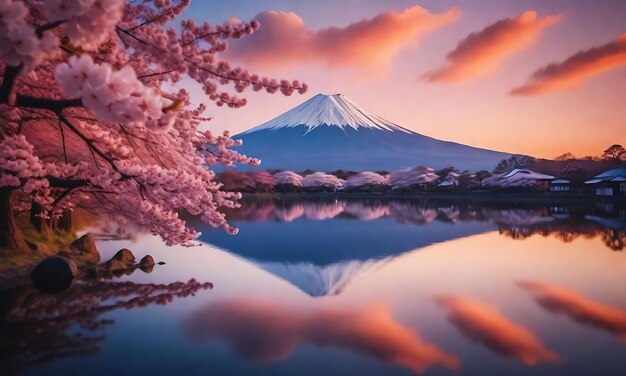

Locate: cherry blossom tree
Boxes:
[273,170,304,191]
[0,0,307,251]
[242,171,275,192]
[218,170,276,192]
[302,172,343,191]
[343,171,388,191]
[388,166,438,190]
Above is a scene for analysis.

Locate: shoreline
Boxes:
[242,191,626,205]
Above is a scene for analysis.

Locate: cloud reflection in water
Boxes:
[518,281,626,340]
[184,298,460,373]
[434,295,560,365]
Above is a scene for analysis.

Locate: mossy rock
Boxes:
[111,248,135,264]
[70,233,100,263]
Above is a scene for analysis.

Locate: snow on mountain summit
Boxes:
[244,93,412,134]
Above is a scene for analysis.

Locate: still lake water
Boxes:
[2,197,626,375]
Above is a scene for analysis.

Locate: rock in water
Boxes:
[70,233,100,263]
[139,255,155,273]
[105,259,128,272]
[30,256,77,293]
[140,255,155,267]
[112,248,135,264]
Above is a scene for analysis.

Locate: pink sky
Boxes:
[181,1,626,159]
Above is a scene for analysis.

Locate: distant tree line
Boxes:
[553,144,626,162]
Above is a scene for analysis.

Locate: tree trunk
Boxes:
[30,202,51,237]
[53,211,72,233]
[0,187,27,253]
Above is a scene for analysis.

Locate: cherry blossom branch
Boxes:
[57,118,68,163]
[51,185,81,211]
[15,95,82,111]
[0,67,83,112]
[0,64,23,105]
[35,20,65,37]
[180,31,222,47]
[55,112,127,177]
[115,26,149,46]
[137,70,174,79]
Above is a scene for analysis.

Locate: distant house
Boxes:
[482,168,555,190]
[436,171,460,190]
[585,168,626,196]
[550,179,571,192]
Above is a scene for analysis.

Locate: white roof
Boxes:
[585,178,603,184]
[552,179,570,184]
[503,168,554,180]
[437,180,455,187]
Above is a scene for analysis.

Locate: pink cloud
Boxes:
[512,33,626,95]
[423,11,561,83]
[227,6,460,71]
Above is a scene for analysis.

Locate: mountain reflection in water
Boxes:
[200,198,626,297]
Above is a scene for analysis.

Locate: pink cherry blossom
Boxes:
[302,172,344,189]
[0,1,307,246]
[274,171,304,187]
[389,166,439,190]
[343,172,388,189]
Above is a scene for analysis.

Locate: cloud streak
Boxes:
[512,33,626,95]
[435,295,560,365]
[228,6,460,71]
[184,299,460,373]
[518,281,626,340]
[423,11,560,83]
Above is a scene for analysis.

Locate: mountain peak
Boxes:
[243,93,413,134]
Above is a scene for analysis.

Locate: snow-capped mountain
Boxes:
[232,93,511,172]
[243,93,411,134]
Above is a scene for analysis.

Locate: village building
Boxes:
[585,168,626,197]
[482,168,555,190]
[550,179,572,192]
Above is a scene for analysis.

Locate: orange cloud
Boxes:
[512,33,626,95]
[435,295,560,365]
[423,11,560,82]
[228,6,460,71]
[184,299,460,373]
[518,281,626,340]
